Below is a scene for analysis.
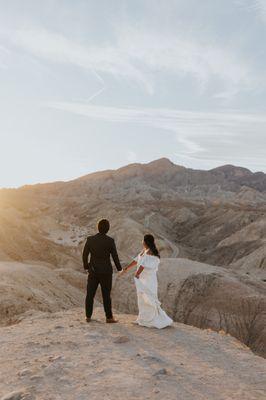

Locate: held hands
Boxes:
[118,268,141,279]
[118,260,140,278]
[118,269,127,277]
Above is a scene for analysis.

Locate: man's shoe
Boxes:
[106,317,118,323]
[86,317,92,323]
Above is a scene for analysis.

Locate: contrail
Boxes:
[82,68,106,103]
[86,86,106,103]
[69,68,106,104]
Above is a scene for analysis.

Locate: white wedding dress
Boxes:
[134,251,173,329]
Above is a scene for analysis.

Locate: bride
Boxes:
[120,234,173,329]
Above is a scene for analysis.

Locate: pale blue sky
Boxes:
[0,0,266,187]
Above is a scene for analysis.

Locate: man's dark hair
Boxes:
[98,219,110,234]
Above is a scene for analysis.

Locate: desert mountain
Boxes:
[0,158,265,274]
[0,158,265,357]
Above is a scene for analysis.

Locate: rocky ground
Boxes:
[0,307,265,400]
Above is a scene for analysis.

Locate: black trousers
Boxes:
[85,272,113,319]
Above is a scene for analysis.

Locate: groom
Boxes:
[82,219,122,323]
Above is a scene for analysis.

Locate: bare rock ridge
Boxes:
[210,164,266,192]
[111,259,266,358]
[0,262,85,327]
[0,307,265,400]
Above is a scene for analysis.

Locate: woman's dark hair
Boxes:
[98,219,110,234]
[144,234,160,258]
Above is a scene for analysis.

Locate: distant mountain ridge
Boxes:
[6,158,265,196]
[74,158,266,195]
[0,157,265,275]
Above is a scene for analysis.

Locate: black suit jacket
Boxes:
[82,233,122,274]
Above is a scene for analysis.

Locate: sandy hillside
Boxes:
[0,307,265,400]
[0,262,85,326]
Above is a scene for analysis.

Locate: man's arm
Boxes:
[82,239,90,271]
[111,239,122,271]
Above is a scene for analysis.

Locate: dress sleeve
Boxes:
[138,254,157,270]
[134,251,144,263]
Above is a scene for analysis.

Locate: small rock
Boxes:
[54,325,64,330]
[144,355,162,363]
[48,355,64,362]
[18,369,31,377]
[113,336,130,344]
[153,368,168,376]
[97,368,105,374]
[29,375,42,381]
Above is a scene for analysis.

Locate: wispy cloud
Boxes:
[5,25,255,97]
[48,100,266,126]
[116,26,254,95]
[254,0,266,24]
[237,0,266,21]
[47,101,266,167]
[9,28,153,93]
[252,0,266,18]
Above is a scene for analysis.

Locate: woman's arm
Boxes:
[125,259,138,271]
[135,265,144,279]
[119,260,137,275]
